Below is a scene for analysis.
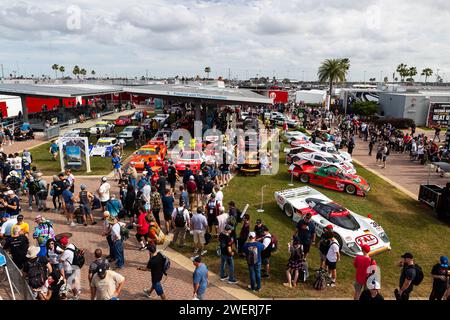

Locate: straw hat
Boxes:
[26,246,41,259]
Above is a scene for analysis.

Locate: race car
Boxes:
[284,131,309,142]
[89,121,115,134]
[171,150,203,173]
[272,115,298,128]
[115,115,132,126]
[89,137,124,157]
[288,160,370,196]
[118,126,141,141]
[128,142,167,171]
[274,186,391,257]
[288,140,352,163]
[296,152,356,175]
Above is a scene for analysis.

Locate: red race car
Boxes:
[115,115,132,126]
[288,160,370,196]
[172,150,203,174]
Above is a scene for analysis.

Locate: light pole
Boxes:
[364,71,367,84]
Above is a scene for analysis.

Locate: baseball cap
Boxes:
[101,177,107,182]
[248,232,256,239]
[96,263,108,278]
[189,175,195,180]
[146,244,157,253]
[256,219,262,224]
[440,256,449,267]
[326,224,333,230]
[6,190,14,195]
[361,245,371,254]
[80,184,87,190]
[401,252,414,259]
[191,255,201,263]
[59,236,69,246]
[1,213,10,219]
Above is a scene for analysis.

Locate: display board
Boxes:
[427,102,450,127]
[58,136,91,173]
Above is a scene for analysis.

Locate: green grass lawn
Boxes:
[173,143,450,299]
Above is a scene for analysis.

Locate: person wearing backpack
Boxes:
[205,193,220,235]
[23,246,52,297]
[219,225,238,284]
[24,171,39,211]
[59,236,82,300]
[35,172,49,212]
[318,226,334,269]
[429,256,449,300]
[325,233,340,287]
[242,232,264,292]
[138,244,168,300]
[88,249,110,283]
[395,252,423,301]
[260,226,274,279]
[171,200,190,247]
[353,244,377,300]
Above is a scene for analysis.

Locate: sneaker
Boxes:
[70,222,77,227]
[329,282,336,287]
[200,250,207,256]
[228,279,238,284]
[84,223,88,227]
[220,276,229,281]
[143,289,151,298]
[138,246,146,251]
[29,206,33,210]
[194,248,199,254]
[44,208,50,212]
[91,221,98,225]
[283,283,292,288]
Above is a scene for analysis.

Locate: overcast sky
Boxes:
[1,0,450,81]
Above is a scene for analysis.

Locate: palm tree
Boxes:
[421,68,433,83]
[318,58,350,110]
[204,66,211,79]
[408,67,417,82]
[51,64,59,78]
[59,66,65,78]
[396,63,408,82]
[80,68,86,79]
[73,65,80,78]
[91,70,96,77]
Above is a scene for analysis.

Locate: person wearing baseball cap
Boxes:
[192,255,208,300]
[359,280,384,301]
[90,262,125,300]
[353,244,376,300]
[395,252,417,301]
[242,231,264,292]
[430,256,449,300]
[294,212,316,259]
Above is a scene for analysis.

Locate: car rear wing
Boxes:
[275,186,317,198]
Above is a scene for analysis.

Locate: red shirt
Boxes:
[136,213,150,235]
[354,255,376,285]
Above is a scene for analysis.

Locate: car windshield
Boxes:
[123,127,136,132]
[137,149,157,155]
[181,152,200,160]
[97,141,113,147]
[306,198,360,230]
[325,157,339,163]
[118,117,127,120]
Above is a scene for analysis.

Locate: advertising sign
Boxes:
[65,146,82,166]
[427,103,450,127]
[268,90,289,104]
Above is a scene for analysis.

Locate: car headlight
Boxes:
[346,242,361,254]
[378,232,389,243]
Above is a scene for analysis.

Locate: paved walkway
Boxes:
[351,129,447,198]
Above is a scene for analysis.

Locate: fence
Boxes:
[0,247,35,300]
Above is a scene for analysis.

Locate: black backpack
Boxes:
[410,264,424,286]
[246,245,259,266]
[66,246,86,269]
[313,269,327,290]
[174,208,186,228]
[27,261,46,289]
[161,253,171,276]
[319,238,331,255]
[28,180,41,195]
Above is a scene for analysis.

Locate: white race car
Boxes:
[89,121,115,134]
[296,151,356,174]
[89,137,125,157]
[313,139,352,163]
[118,126,140,141]
[274,186,391,257]
[289,139,352,163]
[284,131,309,142]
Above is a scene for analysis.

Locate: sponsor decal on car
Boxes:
[355,234,379,247]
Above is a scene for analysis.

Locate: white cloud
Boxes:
[0,0,449,80]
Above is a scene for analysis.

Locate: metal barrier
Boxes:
[44,126,61,140]
[0,247,35,300]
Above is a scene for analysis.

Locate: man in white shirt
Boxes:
[142,183,151,210]
[98,177,111,211]
[0,213,18,238]
[65,168,75,193]
[216,207,229,234]
[171,201,190,247]
[214,186,224,207]
[325,233,340,287]
[59,236,81,299]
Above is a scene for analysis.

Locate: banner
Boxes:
[65,146,82,166]
[427,102,450,127]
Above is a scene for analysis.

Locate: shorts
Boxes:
[136,233,149,242]
[302,243,311,255]
[376,153,382,160]
[80,204,91,216]
[207,214,218,226]
[65,204,75,213]
[325,259,337,270]
[262,257,270,266]
[382,156,388,162]
[169,180,176,188]
[221,170,230,175]
[163,212,172,221]
[354,281,364,292]
[152,282,164,296]
[320,253,326,262]
[193,230,206,245]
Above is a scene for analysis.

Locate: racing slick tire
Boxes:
[284,204,295,218]
[334,234,344,251]
[300,173,310,184]
[344,184,356,195]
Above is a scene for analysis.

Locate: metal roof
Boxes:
[124,84,273,104]
[0,83,123,98]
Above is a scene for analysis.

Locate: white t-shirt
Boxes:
[326,241,340,262]
[13,156,22,170]
[67,173,75,186]
[262,233,272,249]
[216,213,229,234]
[98,182,111,202]
[215,190,224,206]
[0,218,18,236]
[111,223,121,241]
[142,185,151,203]
[60,243,75,273]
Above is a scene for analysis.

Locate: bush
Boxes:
[351,101,379,117]
[372,117,415,129]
